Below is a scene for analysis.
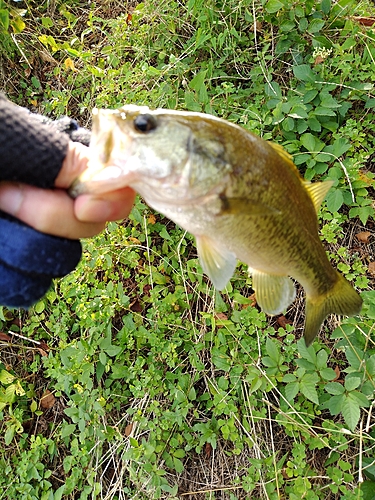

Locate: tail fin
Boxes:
[304,272,362,346]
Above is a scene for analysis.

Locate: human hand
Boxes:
[0,141,136,239]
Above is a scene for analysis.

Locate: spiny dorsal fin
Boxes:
[304,180,334,214]
[269,141,334,214]
[269,142,296,168]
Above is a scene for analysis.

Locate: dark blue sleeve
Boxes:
[0,96,90,308]
[0,214,82,308]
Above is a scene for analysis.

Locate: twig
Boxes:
[11,34,33,69]
[7,330,42,346]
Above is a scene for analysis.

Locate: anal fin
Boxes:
[251,270,296,315]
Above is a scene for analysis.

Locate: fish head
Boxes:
[70,105,232,206]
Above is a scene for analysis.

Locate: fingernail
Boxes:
[76,197,113,222]
[0,183,23,216]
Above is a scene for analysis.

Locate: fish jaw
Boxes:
[70,106,195,198]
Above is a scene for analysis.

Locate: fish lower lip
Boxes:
[89,165,124,182]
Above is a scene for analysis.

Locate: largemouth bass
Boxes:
[70,105,362,345]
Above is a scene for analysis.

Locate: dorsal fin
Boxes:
[269,142,295,167]
[304,180,334,213]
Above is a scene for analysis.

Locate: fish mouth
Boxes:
[69,160,136,198]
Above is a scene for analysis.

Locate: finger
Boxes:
[54,141,91,188]
[0,182,105,239]
[74,187,136,222]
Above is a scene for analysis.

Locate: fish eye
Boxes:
[133,114,157,133]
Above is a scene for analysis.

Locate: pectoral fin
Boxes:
[251,270,296,315]
[196,235,237,290]
[219,195,279,217]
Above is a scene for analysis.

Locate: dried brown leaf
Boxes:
[204,442,212,459]
[356,231,371,244]
[369,262,375,277]
[353,16,375,26]
[148,214,156,224]
[125,423,133,437]
[40,389,56,409]
[0,332,11,341]
[215,313,228,328]
[277,315,292,329]
[130,299,142,312]
[38,341,50,352]
[314,55,324,65]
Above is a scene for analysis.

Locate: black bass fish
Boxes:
[70,106,362,345]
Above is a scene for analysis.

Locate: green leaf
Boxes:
[297,120,308,133]
[319,92,340,108]
[314,106,336,116]
[320,368,337,380]
[289,105,308,119]
[173,456,184,473]
[300,133,325,152]
[342,394,360,430]
[325,188,343,213]
[11,15,25,34]
[5,425,15,446]
[300,374,319,404]
[265,337,280,363]
[262,356,278,368]
[185,91,201,112]
[282,116,295,131]
[285,381,299,401]
[211,347,231,371]
[349,206,374,226]
[61,423,76,439]
[345,346,364,370]
[31,76,41,89]
[265,81,282,99]
[100,330,122,357]
[189,70,209,104]
[344,376,361,392]
[0,369,15,385]
[303,90,319,103]
[360,480,375,499]
[324,138,351,158]
[297,338,317,364]
[295,358,316,371]
[173,448,186,458]
[307,19,325,33]
[316,349,328,369]
[293,65,317,82]
[362,458,375,482]
[41,16,54,28]
[321,0,331,14]
[0,9,9,31]
[307,116,321,132]
[265,0,284,14]
[326,394,345,415]
[35,300,45,314]
[349,390,370,408]
[365,98,375,109]
[325,382,345,396]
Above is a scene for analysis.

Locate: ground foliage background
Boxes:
[1,0,375,498]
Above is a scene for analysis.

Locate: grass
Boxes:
[1,0,375,498]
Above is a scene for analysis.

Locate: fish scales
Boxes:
[70,105,363,345]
